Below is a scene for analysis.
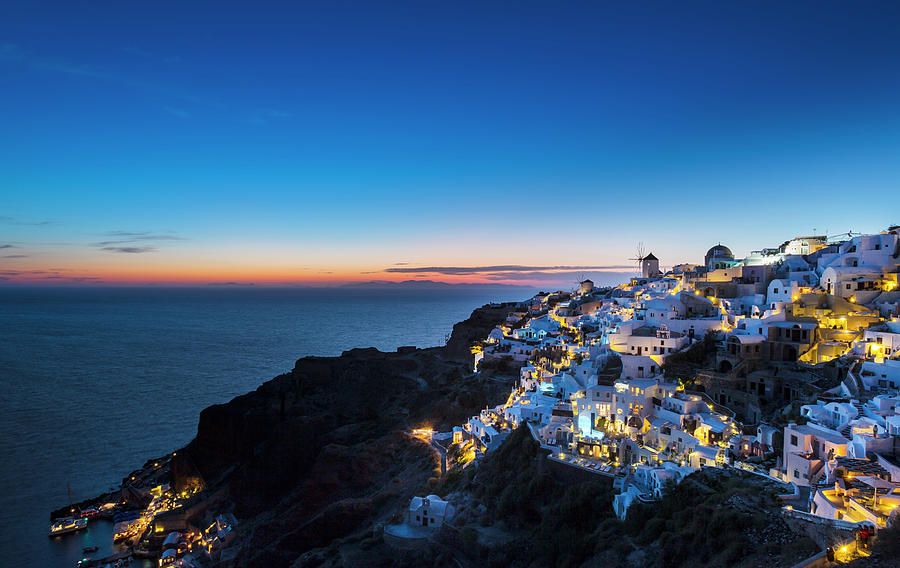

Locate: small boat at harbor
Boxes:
[48,516,88,536]
[79,506,100,519]
[50,481,90,537]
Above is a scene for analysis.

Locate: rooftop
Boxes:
[631,326,684,338]
[834,457,890,477]
[789,423,849,445]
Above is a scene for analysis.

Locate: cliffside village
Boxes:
[429,228,900,538]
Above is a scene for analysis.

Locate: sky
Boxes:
[2,1,899,287]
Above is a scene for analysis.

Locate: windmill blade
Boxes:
[629,242,645,274]
[574,272,588,289]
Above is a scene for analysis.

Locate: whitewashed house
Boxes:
[767,279,802,307]
[783,235,828,256]
[859,359,900,390]
[574,385,615,437]
[408,495,453,528]
[781,422,849,487]
[801,400,859,432]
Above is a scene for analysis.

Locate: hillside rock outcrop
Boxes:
[171,302,520,567]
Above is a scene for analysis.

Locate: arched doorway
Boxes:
[783,345,797,361]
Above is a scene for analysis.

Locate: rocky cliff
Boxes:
[172,302,520,567]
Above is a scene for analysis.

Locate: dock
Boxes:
[76,550,132,567]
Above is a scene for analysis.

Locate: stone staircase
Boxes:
[839,400,866,439]
[840,423,852,439]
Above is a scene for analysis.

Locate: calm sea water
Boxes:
[0,285,531,567]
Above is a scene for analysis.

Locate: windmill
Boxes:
[573,272,588,290]
[828,230,862,243]
[628,242,645,276]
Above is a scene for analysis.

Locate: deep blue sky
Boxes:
[2,1,899,285]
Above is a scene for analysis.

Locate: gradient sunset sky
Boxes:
[2,1,899,287]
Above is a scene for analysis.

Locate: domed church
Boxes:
[705,244,735,271]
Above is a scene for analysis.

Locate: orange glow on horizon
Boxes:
[1,263,632,287]
[1,247,636,287]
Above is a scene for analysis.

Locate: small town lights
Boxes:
[364,229,900,561]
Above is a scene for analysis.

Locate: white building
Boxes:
[781,423,849,487]
[608,325,689,360]
[801,400,859,432]
[818,232,900,274]
[408,495,453,528]
[574,385,615,437]
[767,278,802,307]
[859,359,900,390]
[783,235,828,256]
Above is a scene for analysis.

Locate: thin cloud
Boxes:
[0,216,56,226]
[101,230,185,240]
[384,265,634,275]
[2,255,28,258]
[0,269,60,275]
[93,231,187,253]
[0,244,14,249]
[246,109,295,125]
[121,45,182,64]
[164,106,190,118]
[121,45,153,58]
[1,43,222,109]
[0,42,105,78]
[101,246,156,254]
[478,270,627,281]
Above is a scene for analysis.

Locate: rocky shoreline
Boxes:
[53,301,523,567]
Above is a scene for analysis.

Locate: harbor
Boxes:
[48,453,236,568]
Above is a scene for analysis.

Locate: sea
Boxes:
[0,285,533,567]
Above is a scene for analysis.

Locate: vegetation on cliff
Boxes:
[622,469,817,568]
[430,427,818,568]
[456,425,624,568]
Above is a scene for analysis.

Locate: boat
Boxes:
[82,545,99,553]
[48,516,88,536]
[79,506,100,518]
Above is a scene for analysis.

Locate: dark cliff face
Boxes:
[177,303,519,567]
[444,303,516,358]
